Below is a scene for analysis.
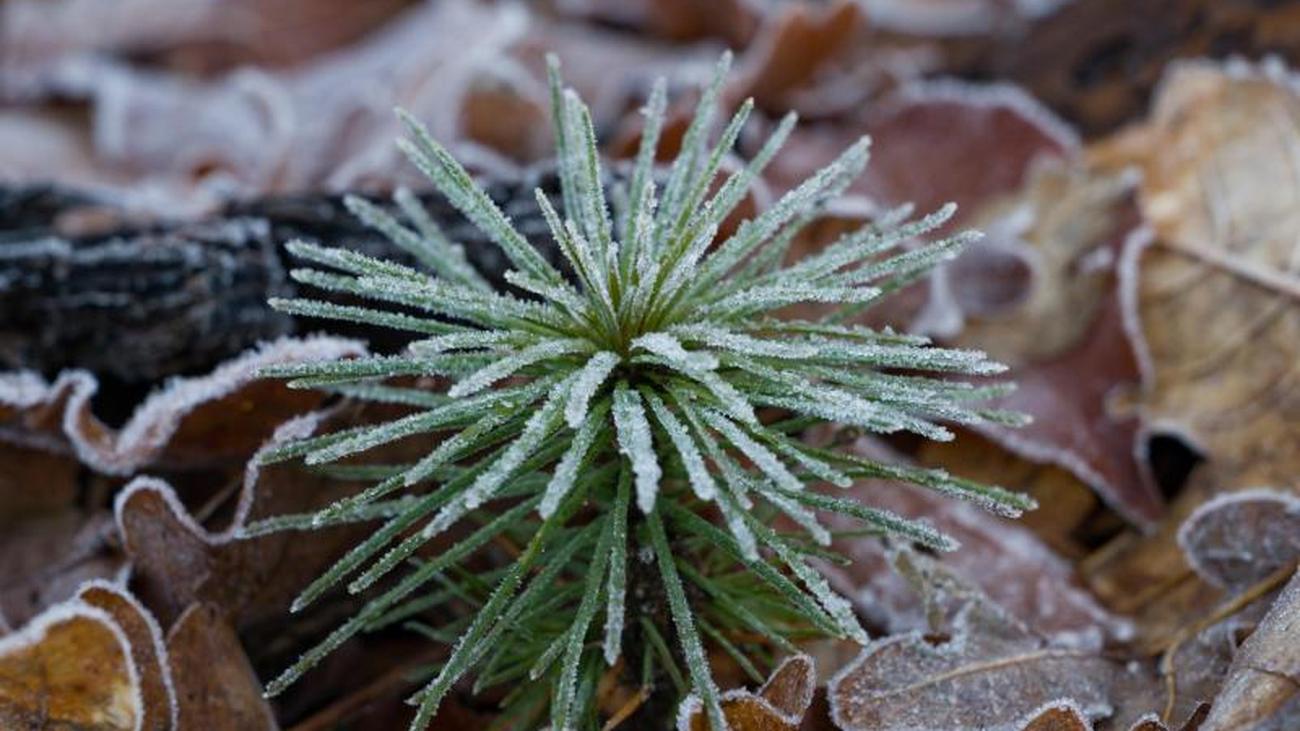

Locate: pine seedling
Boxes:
[256,52,1034,730]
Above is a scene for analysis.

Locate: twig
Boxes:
[1158,560,1297,723]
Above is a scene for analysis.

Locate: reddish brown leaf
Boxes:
[1019,700,1092,731]
[827,557,1150,731]
[166,602,276,730]
[680,654,817,731]
[113,408,380,628]
[0,336,363,476]
[730,2,864,112]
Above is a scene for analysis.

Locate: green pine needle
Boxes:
[259,52,1032,731]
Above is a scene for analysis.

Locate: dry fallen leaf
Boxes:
[950,160,1160,524]
[166,602,277,730]
[0,597,142,730]
[551,0,763,46]
[828,551,1150,731]
[1156,488,1300,728]
[856,0,1072,38]
[1199,571,1300,730]
[730,2,864,113]
[818,436,1127,648]
[0,0,415,87]
[1177,489,1300,592]
[0,335,363,476]
[679,654,816,731]
[0,509,122,631]
[1080,56,1300,651]
[76,581,177,731]
[1114,58,1300,493]
[1018,700,1092,731]
[113,407,383,628]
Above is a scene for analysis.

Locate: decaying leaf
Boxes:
[818,436,1127,648]
[0,335,364,476]
[0,0,415,87]
[0,509,122,631]
[951,160,1160,524]
[857,0,1072,38]
[553,0,763,45]
[770,77,1077,216]
[1113,58,1300,493]
[0,597,142,730]
[113,408,381,628]
[828,554,1149,731]
[730,2,864,112]
[75,581,177,731]
[166,602,277,730]
[1153,488,1300,730]
[1018,700,1092,731]
[1199,572,1300,730]
[1077,58,1300,658]
[914,432,1099,560]
[967,0,1300,135]
[1178,489,1300,591]
[678,654,816,731]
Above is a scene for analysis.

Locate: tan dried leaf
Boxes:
[1114,59,1300,491]
[1083,57,1300,652]
[0,599,142,730]
[1200,572,1300,730]
[76,581,176,731]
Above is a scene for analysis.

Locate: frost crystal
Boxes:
[263,51,1029,731]
[612,382,662,513]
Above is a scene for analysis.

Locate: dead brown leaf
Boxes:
[1177,489,1300,591]
[730,2,864,113]
[1019,700,1093,731]
[113,407,379,628]
[679,654,816,731]
[1080,57,1300,654]
[817,436,1126,647]
[0,510,122,631]
[1199,571,1300,730]
[76,581,176,731]
[166,602,277,730]
[552,0,763,46]
[0,336,363,476]
[827,550,1150,731]
[1114,59,1300,492]
[950,160,1160,524]
[0,0,415,83]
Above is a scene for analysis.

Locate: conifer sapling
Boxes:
[253,52,1034,730]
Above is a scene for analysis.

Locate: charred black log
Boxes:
[0,169,569,382]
